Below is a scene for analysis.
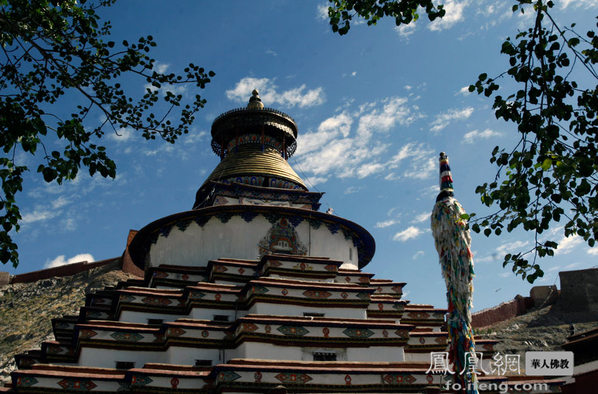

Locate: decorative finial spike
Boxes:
[436,152,454,202]
[247,88,264,110]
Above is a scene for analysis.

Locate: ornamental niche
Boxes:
[258,218,307,257]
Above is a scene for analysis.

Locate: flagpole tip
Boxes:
[437,152,454,202]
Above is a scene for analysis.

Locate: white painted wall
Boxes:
[167,346,221,365]
[119,307,241,323]
[148,215,360,270]
[230,342,303,361]
[119,310,189,324]
[404,352,430,362]
[78,347,165,368]
[347,346,405,362]
[229,342,404,363]
[247,301,366,319]
[190,308,239,321]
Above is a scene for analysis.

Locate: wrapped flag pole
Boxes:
[431,152,478,393]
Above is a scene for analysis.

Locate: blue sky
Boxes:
[6,0,598,311]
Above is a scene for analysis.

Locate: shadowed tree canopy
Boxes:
[327,0,597,283]
[0,0,214,267]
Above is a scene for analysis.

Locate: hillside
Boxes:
[477,305,598,359]
[0,262,136,384]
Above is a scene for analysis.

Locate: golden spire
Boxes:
[247,89,264,110]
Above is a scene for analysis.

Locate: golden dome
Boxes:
[203,145,306,189]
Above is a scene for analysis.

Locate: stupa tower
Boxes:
[127,90,375,272]
[9,92,512,393]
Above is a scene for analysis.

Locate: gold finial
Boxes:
[247,89,264,110]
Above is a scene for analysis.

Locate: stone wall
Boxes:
[0,272,9,286]
[530,285,559,307]
[9,258,120,284]
[555,268,598,313]
[472,295,534,329]
[473,268,598,329]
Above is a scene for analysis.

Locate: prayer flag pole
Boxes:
[431,152,478,393]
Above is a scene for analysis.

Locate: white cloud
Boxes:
[478,3,497,17]
[279,85,325,108]
[588,248,598,256]
[155,62,170,74]
[555,235,583,255]
[413,250,425,260]
[144,144,175,156]
[421,184,440,197]
[356,97,420,141]
[562,262,581,270]
[388,143,428,166]
[226,77,325,108]
[62,217,77,231]
[387,143,436,180]
[495,240,530,256]
[303,175,328,187]
[317,3,329,20]
[475,1,512,29]
[51,196,70,209]
[429,0,468,31]
[183,130,208,145]
[403,156,436,179]
[412,212,430,223]
[21,209,60,224]
[393,226,423,242]
[45,253,95,269]
[294,97,427,182]
[344,186,361,195]
[108,127,135,143]
[394,23,417,39]
[475,254,496,263]
[463,128,502,144]
[356,162,386,178]
[457,86,470,95]
[561,0,598,9]
[376,219,400,228]
[430,107,474,133]
[295,138,358,176]
[296,112,352,156]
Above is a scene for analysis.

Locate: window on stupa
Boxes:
[213,315,229,322]
[115,361,135,370]
[194,359,212,367]
[313,352,336,361]
[147,319,163,325]
[303,312,325,318]
[274,240,291,251]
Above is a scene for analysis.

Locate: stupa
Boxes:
[9,91,503,393]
